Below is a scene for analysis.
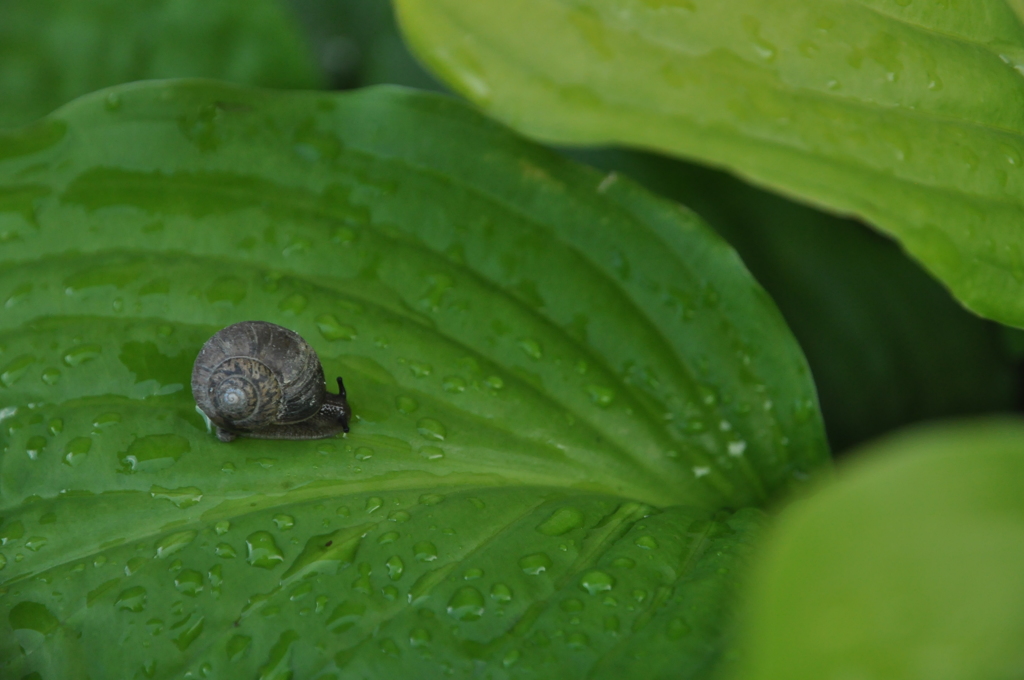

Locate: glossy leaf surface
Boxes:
[569,149,1020,452]
[395,0,1024,327]
[735,419,1024,680]
[0,81,824,677]
[0,0,321,129]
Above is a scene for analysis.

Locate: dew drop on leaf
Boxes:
[272,514,295,530]
[214,540,235,557]
[447,586,485,621]
[414,541,438,562]
[378,531,400,545]
[416,418,447,441]
[327,600,365,633]
[409,627,431,647]
[9,601,59,634]
[490,583,513,603]
[63,436,91,466]
[386,555,405,581]
[116,586,147,612]
[174,570,204,597]
[519,553,553,575]
[536,507,585,536]
[580,571,615,595]
[635,535,659,549]
[245,531,285,569]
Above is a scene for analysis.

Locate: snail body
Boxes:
[191,321,351,442]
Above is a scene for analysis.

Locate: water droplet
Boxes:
[409,361,432,378]
[409,627,431,647]
[560,598,584,612]
[519,553,552,575]
[447,586,485,621]
[587,385,615,407]
[378,637,400,657]
[273,514,295,530]
[327,600,365,633]
[174,569,204,597]
[0,355,33,386]
[155,530,197,558]
[382,585,399,601]
[386,555,405,581]
[486,375,504,390]
[354,446,373,461]
[418,493,445,506]
[9,601,59,634]
[635,535,659,550]
[215,543,237,559]
[633,589,647,603]
[414,541,438,562]
[419,446,444,460]
[63,436,92,466]
[518,338,543,360]
[442,375,466,393]
[463,567,483,580]
[119,434,190,473]
[503,649,521,668]
[0,521,25,545]
[40,368,60,385]
[378,531,400,545]
[611,557,636,569]
[366,497,383,513]
[150,485,202,509]
[536,507,585,536]
[278,293,308,315]
[115,586,147,612]
[580,571,615,595]
[214,521,230,535]
[316,314,356,341]
[566,631,589,649]
[388,510,410,523]
[93,412,122,429]
[24,536,47,551]
[490,582,513,604]
[396,396,418,414]
[246,531,285,569]
[63,344,102,367]
[416,418,447,441]
[25,435,45,460]
[0,554,6,570]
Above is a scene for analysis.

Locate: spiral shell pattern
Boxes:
[191,321,327,434]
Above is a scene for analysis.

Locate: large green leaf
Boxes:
[733,418,1024,680]
[394,0,1024,327]
[0,0,321,130]
[569,149,1020,452]
[0,81,826,677]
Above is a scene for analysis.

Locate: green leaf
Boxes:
[0,81,825,677]
[569,149,1019,452]
[0,0,322,129]
[394,0,1024,327]
[734,419,1024,680]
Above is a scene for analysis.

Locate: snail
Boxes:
[191,321,351,442]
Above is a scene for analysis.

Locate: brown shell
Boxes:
[191,321,326,431]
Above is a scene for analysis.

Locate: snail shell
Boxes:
[191,321,351,442]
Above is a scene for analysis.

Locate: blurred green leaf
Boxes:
[287,0,440,90]
[735,418,1024,680]
[570,149,1020,452]
[395,0,1024,328]
[0,81,826,677]
[0,0,322,129]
